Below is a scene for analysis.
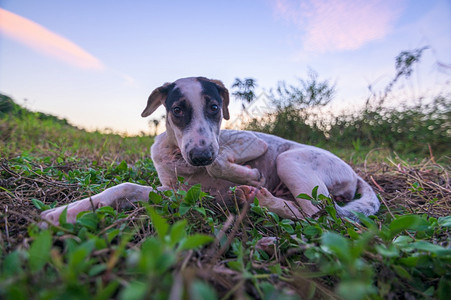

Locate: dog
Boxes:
[40,77,380,225]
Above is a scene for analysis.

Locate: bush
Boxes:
[241,48,450,157]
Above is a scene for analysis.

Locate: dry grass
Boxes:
[1,148,449,298]
[2,152,450,246]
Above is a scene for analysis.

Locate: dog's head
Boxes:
[142,77,230,167]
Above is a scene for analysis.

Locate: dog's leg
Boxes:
[207,131,268,186]
[276,148,380,220]
[233,185,304,219]
[219,131,269,164]
[207,154,266,186]
[40,183,153,226]
[275,149,336,217]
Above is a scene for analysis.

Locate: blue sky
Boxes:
[1,0,450,135]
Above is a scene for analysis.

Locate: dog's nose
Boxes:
[189,148,214,166]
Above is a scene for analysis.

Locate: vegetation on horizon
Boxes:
[0,94,151,162]
[233,47,450,158]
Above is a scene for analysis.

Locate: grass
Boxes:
[1,95,450,299]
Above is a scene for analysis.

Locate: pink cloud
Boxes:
[274,0,405,52]
[0,8,104,70]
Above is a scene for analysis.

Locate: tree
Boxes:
[270,70,335,110]
[231,78,258,109]
[246,70,335,144]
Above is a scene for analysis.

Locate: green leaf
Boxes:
[148,191,163,204]
[84,173,91,185]
[297,191,320,205]
[227,260,242,271]
[115,160,128,173]
[268,211,279,222]
[304,225,322,237]
[352,211,376,229]
[94,280,120,300]
[438,216,451,227]
[392,265,413,281]
[389,214,429,236]
[107,228,120,243]
[170,220,187,247]
[375,244,399,257]
[59,206,68,226]
[280,219,294,234]
[2,250,24,276]
[311,185,319,199]
[251,202,266,216]
[347,227,359,239]
[184,184,202,205]
[179,202,191,216]
[321,232,351,262]
[76,212,99,231]
[393,235,414,248]
[398,256,419,267]
[96,206,115,215]
[89,263,107,276]
[297,193,313,200]
[68,246,89,269]
[119,280,147,300]
[179,234,214,251]
[145,205,169,238]
[337,280,376,300]
[31,198,48,211]
[438,277,451,300]
[5,286,27,300]
[424,286,435,297]
[351,231,373,258]
[325,205,338,221]
[194,207,207,217]
[410,241,451,256]
[29,230,52,272]
[190,280,218,300]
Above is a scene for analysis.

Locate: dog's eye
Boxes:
[172,106,183,116]
[210,104,219,112]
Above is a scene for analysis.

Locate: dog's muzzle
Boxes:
[188,147,215,166]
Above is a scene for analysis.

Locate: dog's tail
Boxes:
[335,177,380,222]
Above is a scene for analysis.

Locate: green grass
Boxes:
[0,94,151,163]
[1,95,450,299]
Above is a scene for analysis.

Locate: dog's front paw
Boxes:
[230,185,259,204]
[246,168,266,187]
[157,186,172,192]
[40,205,70,227]
[39,199,92,227]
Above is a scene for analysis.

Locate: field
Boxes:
[0,93,450,299]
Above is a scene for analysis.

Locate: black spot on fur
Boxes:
[198,78,222,125]
[165,87,193,131]
[277,143,292,154]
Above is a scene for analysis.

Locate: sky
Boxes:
[0,0,450,135]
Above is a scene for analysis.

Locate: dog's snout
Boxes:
[189,147,214,166]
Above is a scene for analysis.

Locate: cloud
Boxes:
[0,8,104,70]
[274,0,405,53]
[114,71,138,87]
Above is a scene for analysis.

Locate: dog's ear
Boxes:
[141,83,172,117]
[208,79,230,120]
